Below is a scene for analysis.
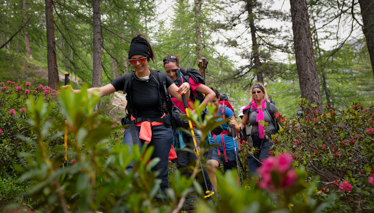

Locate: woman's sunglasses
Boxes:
[252,90,262,94]
[128,57,147,65]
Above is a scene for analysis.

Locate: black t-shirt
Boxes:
[111,70,174,118]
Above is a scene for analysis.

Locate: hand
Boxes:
[228,117,236,125]
[177,82,190,95]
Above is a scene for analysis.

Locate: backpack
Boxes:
[219,94,236,117]
[180,67,205,104]
[247,101,280,135]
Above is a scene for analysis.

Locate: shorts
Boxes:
[206,148,238,172]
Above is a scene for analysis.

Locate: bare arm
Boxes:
[195,84,215,109]
[167,83,190,103]
[62,84,116,97]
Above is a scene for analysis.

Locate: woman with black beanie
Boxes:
[63,34,190,193]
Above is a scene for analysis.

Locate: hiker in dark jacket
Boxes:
[63,34,190,192]
[163,54,215,197]
[239,82,281,176]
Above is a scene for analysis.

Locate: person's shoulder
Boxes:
[267,101,278,113]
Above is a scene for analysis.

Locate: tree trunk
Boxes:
[92,0,102,88]
[45,0,59,89]
[23,0,32,58]
[246,0,263,84]
[290,0,323,111]
[194,0,202,61]
[358,0,374,77]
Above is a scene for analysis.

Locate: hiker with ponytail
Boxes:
[62,34,190,193]
[239,82,281,176]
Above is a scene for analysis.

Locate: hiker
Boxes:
[206,87,240,193]
[239,82,281,176]
[62,34,190,193]
[163,54,215,206]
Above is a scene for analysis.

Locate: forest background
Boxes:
[1,0,373,116]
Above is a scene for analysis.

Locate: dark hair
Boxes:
[163,54,180,66]
[129,34,155,62]
[209,86,220,99]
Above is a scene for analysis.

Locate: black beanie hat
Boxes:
[128,36,151,60]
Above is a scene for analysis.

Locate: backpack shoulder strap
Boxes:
[221,103,226,119]
[123,72,134,94]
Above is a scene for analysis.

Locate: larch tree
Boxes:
[290,0,323,111]
[23,0,32,58]
[358,0,374,77]
[92,0,102,88]
[45,0,59,89]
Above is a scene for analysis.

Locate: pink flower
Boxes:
[275,112,280,118]
[258,153,297,190]
[339,180,352,192]
[366,128,374,134]
[71,159,76,164]
[121,129,125,133]
[1,86,7,90]
[368,177,374,186]
[7,80,11,84]
[0,129,3,134]
[355,135,359,139]
[115,138,119,140]
[111,125,115,128]
[322,187,327,193]
[8,109,16,115]
[349,139,354,145]
[25,89,30,94]
[282,170,297,187]
[20,108,26,112]
[277,154,293,173]
[26,82,30,87]
[333,179,340,185]
[322,145,326,150]
[314,149,318,154]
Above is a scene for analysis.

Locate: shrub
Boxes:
[0,81,61,176]
[273,99,374,211]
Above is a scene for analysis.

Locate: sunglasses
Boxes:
[128,57,147,65]
[163,55,178,64]
[252,90,262,94]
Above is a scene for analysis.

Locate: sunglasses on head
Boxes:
[163,55,178,64]
[128,57,147,65]
[252,90,262,94]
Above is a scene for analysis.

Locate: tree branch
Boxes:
[0,17,30,49]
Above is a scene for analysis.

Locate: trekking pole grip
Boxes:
[64,72,69,85]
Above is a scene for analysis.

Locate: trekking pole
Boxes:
[230,125,241,186]
[175,69,214,198]
[63,72,69,168]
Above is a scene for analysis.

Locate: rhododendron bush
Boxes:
[272,99,374,211]
[0,81,61,175]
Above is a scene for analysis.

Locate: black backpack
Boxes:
[247,101,280,134]
[180,67,205,104]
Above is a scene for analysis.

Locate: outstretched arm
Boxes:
[62,84,116,97]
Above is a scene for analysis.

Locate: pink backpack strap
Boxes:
[213,135,221,157]
[221,134,228,162]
